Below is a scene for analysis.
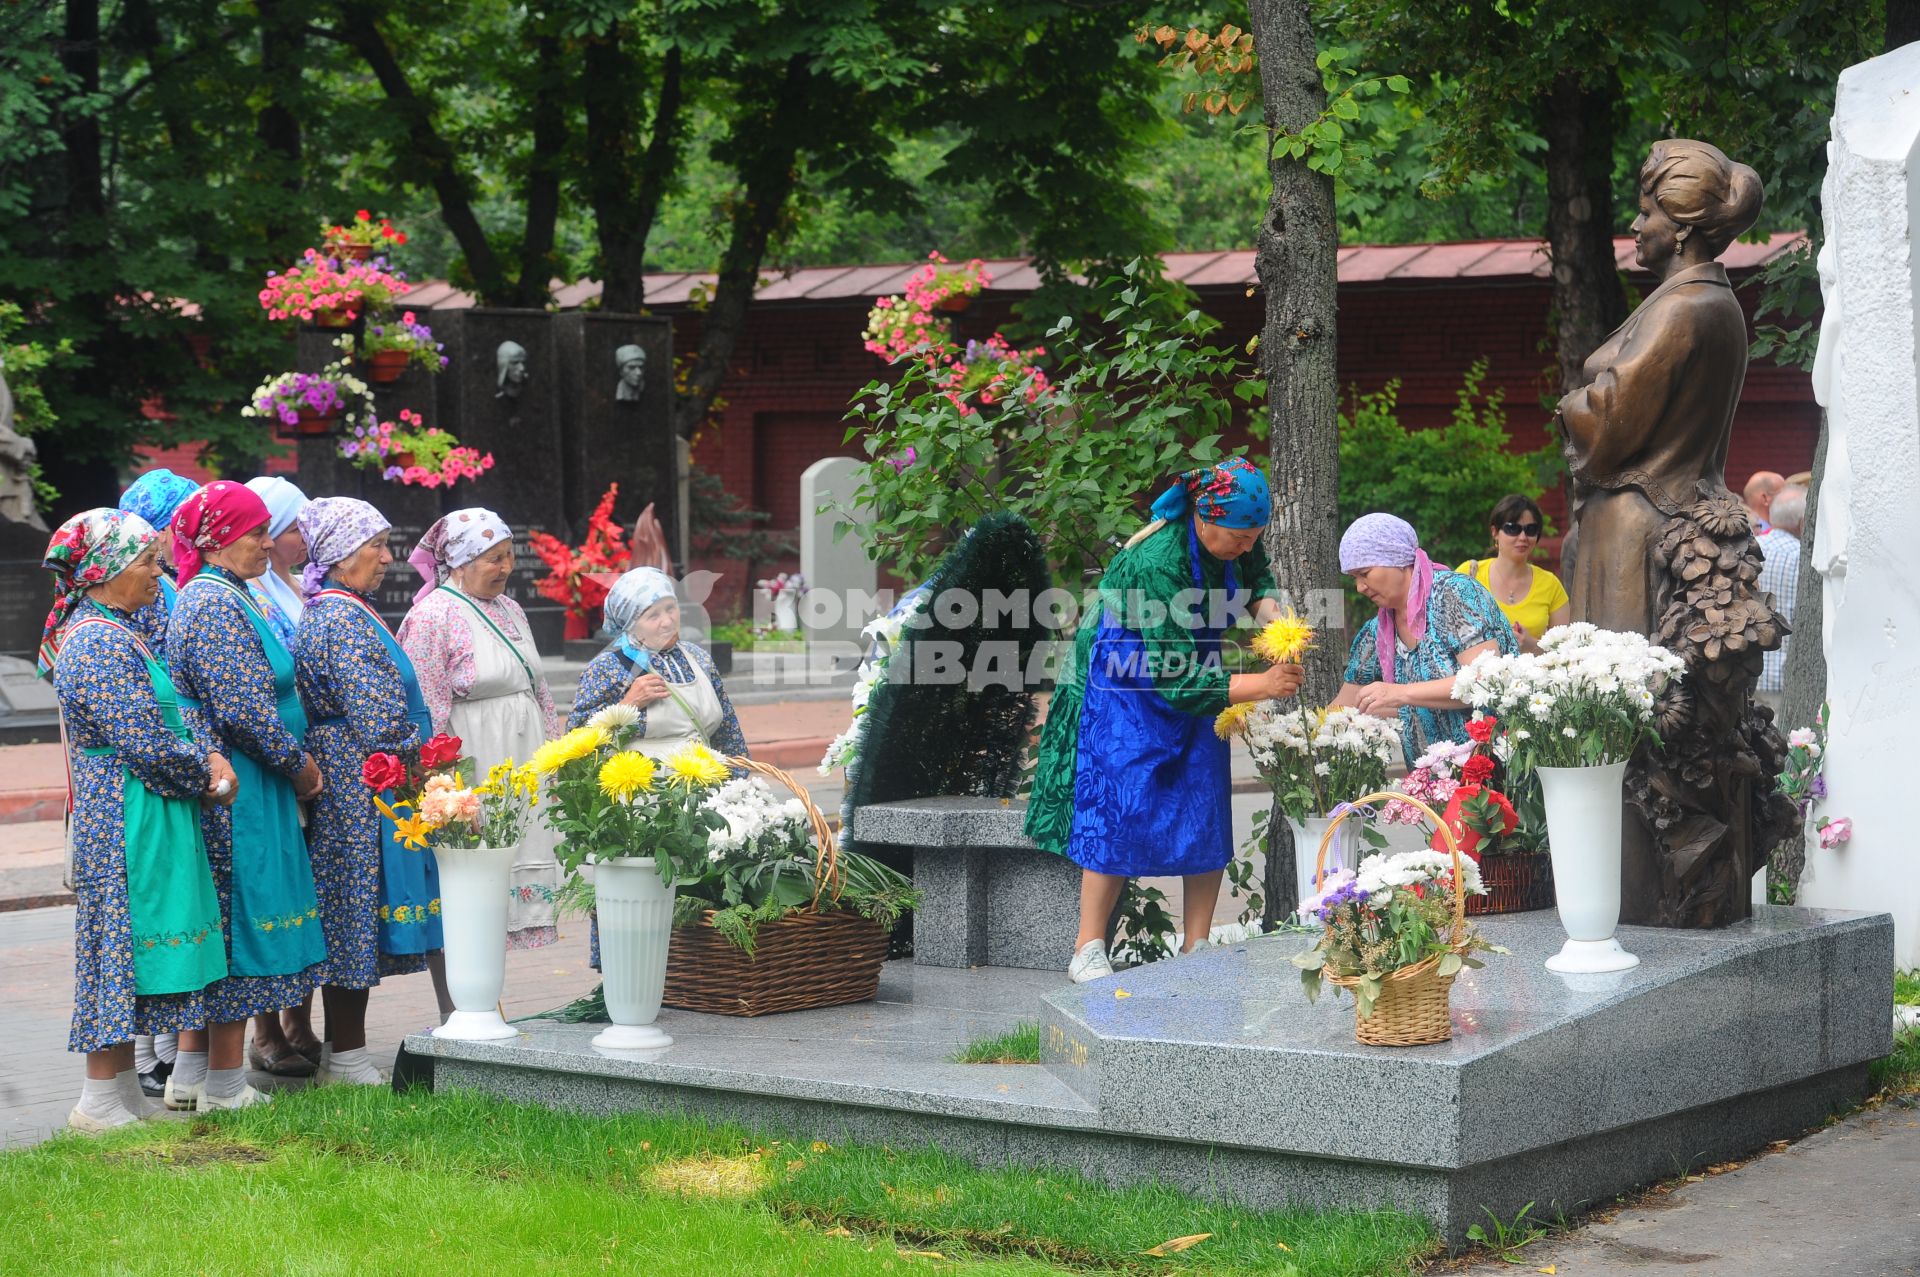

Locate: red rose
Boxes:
[1466,716,1497,744]
[361,752,406,792]
[1461,754,1496,785]
[419,734,464,769]
[355,209,371,221]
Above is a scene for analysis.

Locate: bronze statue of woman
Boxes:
[1558,139,1799,928]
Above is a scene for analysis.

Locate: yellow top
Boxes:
[1455,559,1570,640]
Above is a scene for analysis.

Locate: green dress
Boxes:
[1024,521,1276,857]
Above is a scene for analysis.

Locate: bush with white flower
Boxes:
[1216,701,1402,823]
[1450,623,1685,771]
[819,590,928,777]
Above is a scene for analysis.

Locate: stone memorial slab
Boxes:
[0,516,51,659]
[555,313,678,567]
[798,456,880,651]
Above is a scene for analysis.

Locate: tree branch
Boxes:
[511,31,566,308]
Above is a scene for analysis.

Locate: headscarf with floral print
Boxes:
[116,468,199,534]
[406,507,513,605]
[169,480,271,584]
[38,508,159,676]
[1148,455,1271,529]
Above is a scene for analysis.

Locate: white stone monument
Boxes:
[1801,42,1920,968]
[798,456,880,654]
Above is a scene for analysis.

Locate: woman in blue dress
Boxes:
[114,467,200,657]
[1333,513,1519,767]
[244,475,311,650]
[42,509,234,1130]
[1025,458,1304,983]
[164,481,327,1111]
[295,497,445,1085]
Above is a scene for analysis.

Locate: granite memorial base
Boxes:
[855,798,1086,971]
[405,906,1891,1246]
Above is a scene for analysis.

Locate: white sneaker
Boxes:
[67,1103,139,1134]
[314,1064,389,1088]
[162,1076,201,1112]
[1068,939,1114,983]
[199,1084,271,1111]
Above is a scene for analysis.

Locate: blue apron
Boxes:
[1067,522,1236,877]
[181,575,327,977]
[366,613,443,956]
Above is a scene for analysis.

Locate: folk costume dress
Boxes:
[43,511,226,1054]
[116,467,199,657]
[167,484,325,1019]
[1025,458,1277,878]
[244,476,310,651]
[399,510,562,949]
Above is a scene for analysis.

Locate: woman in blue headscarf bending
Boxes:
[1025,457,1304,983]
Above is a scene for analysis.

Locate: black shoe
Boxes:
[137,1059,172,1099]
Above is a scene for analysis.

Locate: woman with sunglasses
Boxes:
[1456,495,1569,654]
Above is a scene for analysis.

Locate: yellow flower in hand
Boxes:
[1214,701,1255,740]
[599,751,657,800]
[1251,610,1315,665]
[664,743,730,790]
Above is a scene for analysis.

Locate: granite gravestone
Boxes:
[554,313,677,569]
[0,518,48,661]
[798,456,880,651]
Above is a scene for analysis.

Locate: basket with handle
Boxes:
[1310,790,1470,1047]
[660,755,888,1017]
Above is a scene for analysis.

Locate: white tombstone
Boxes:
[798,456,880,652]
[1802,43,1920,967]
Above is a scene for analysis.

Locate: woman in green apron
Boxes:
[295,497,441,1086]
[164,481,327,1112]
[42,509,234,1131]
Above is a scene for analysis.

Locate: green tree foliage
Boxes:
[1336,361,1561,570]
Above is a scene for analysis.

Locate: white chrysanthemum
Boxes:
[588,703,641,730]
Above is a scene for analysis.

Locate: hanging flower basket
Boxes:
[936,293,971,313]
[366,349,411,383]
[244,369,365,440]
[291,408,343,436]
[310,305,359,329]
[332,244,372,262]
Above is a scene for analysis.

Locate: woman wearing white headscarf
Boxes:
[243,477,310,649]
[397,509,561,948]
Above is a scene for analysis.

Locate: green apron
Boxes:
[73,613,228,996]
[180,575,327,978]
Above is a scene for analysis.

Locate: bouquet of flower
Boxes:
[361,734,540,851]
[1218,703,1400,823]
[259,249,408,322]
[321,210,409,253]
[531,706,729,886]
[1389,717,1543,856]
[241,368,368,430]
[529,483,631,625]
[1292,844,1498,1019]
[335,312,447,373]
[1451,624,1685,771]
[756,572,806,601]
[1779,704,1850,850]
[339,409,494,488]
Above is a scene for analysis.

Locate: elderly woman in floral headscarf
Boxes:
[1333,513,1517,768]
[1026,457,1305,983]
[293,498,446,1083]
[43,510,235,1131]
[398,508,561,949]
[568,567,747,754]
[115,467,201,654]
[165,480,327,1108]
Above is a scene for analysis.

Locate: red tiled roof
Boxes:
[396,232,1807,311]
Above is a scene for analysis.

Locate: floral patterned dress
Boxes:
[54,607,218,1052]
[127,574,176,659]
[296,589,431,988]
[567,641,748,755]
[167,566,325,1019]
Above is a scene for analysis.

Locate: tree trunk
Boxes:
[254,0,304,250]
[62,0,105,236]
[1773,410,1829,897]
[510,33,566,308]
[587,39,684,312]
[1249,0,1342,925]
[1539,69,1629,392]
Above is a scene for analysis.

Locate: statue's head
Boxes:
[1634,140,1764,267]
[615,344,646,388]
[496,341,528,390]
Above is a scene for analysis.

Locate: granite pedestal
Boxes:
[406,906,1892,1246]
[855,797,1083,970]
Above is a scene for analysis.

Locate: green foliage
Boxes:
[1113,880,1178,965]
[1465,1201,1548,1262]
[1336,361,1561,570]
[689,464,794,571]
[949,1021,1042,1065]
[849,260,1250,587]
[1871,1027,1920,1097]
[0,301,71,508]
[1894,971,1920,1007]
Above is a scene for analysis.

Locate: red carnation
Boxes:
[361,752,406,792]
[419,734,463,769]
[1461,754,1496,785]
[355,209,371,222]
[1465,716,1498,744]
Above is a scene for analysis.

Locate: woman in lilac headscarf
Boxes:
[1333,513,1517,767]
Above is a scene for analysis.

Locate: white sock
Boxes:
[114,1068,157,1117]
[76,1074,135,1122]
[203,1066,246,1101]
[154,1033,178,1065]
[172,1050,208,1091]
[133,1036,158,1073]
[328,1046,381,1084]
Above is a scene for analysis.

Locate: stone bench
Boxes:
[853,797,1082,972]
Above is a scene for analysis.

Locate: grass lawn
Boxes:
[1894,970,1919,1006]
[950,1022,1043,1064]
[0,1087,1435,1277]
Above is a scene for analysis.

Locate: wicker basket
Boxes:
[1465,850,1554,915]
[1314,791,1469,1047]
[659,756,889,1017]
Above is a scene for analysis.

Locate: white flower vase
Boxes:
[1287,815,1355,914]
[772,591,800,633]
[592,855,677,1049]
[1538,762,1641,974]
[432,844,519,1041]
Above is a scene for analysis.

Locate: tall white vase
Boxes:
[432,844,519,1041]
[1287,815,1355,913]
[1538,762,1640,974]
[592,856,678,1050]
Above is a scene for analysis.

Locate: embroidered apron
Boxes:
[1067,521,1237,877]
[181,575,327,976]
[313,589,443,957]
[70,611,228,996]
[439,586,561,937]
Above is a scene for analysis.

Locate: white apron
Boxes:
[443,589,562,940]
[629,647,725,761]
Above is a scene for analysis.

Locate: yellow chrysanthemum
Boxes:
[599,751,657,800]
[1251,611,1315,665]
[1214,701,1255,740]
[530,725,609,775]
[479,761,513,796]
[664,743,731,790]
